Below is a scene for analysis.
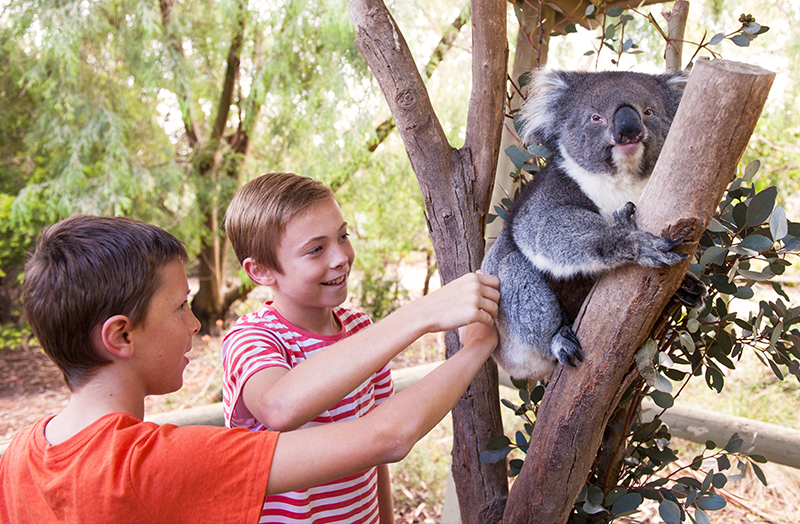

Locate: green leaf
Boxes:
[606,6,625,17]
[699,246,728,267]
[518,71,533,88]
[487,435,511,450]
[527,144,552,159]
[738,234,773,253]
[743,159,761,181]
[505,145,533,170]
[565,24,578,34]
[731,34,751,47]
[659,498,681,524]
[605,24,616,39]
[706,218,730,233]
[480,447,511,464]
[705,367,725,393]
[734,286,755,300]
[770,205,788,240]
[696,493,727,511]
[712,472,727,489]
[725,433,743,453]
[611,492,642,516]
[695,508,712,524]
[709,33,725,45]
[745,186,777,227]
[649,390,674,409]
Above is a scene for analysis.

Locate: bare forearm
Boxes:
[253,273,499,430]
[267,330,495,495]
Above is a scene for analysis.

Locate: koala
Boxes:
[482,69,705,381]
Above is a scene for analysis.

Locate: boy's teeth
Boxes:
[324,275,345,286]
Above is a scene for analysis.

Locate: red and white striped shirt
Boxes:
[221,303,394,523]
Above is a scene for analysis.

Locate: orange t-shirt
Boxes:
[0,412,279,524]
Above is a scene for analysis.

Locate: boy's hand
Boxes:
[421,272,500,333]
[458,320,499,358]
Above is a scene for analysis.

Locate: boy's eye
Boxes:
[340,232,350,241]
[308,246,323,255]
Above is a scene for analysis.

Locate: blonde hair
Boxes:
[225,172,335,273]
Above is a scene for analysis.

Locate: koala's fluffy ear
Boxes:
[518,69,573,147]
[658,70,689,113]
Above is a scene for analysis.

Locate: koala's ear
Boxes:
[662,70,689,94]
[519,69,572,146]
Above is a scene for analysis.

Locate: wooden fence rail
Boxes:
[3,361,800,471]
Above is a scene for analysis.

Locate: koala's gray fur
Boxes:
[482,69,695,381]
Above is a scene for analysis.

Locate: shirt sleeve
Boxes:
[222,325,292,430]
[130,423,279,524]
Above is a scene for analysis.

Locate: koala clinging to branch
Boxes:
[482,69,705,381]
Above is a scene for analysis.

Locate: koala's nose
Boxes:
[613,106,644,145]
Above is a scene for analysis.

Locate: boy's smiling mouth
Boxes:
[322,275,346,286]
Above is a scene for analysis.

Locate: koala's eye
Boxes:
[591,114,604,123]
[643,108,653,116]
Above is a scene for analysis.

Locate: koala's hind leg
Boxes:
[491,248,584,381]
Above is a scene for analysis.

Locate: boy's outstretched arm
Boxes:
[241,272,500,431]
[266,320,498,495]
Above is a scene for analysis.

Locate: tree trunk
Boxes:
[503,58,775,524]
[348,0,509,521]
[486,1,554,247]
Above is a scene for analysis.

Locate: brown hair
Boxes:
[22,215,188,390]
[225,172,335,273]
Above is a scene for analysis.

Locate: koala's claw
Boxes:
[552,325,584,367]
[675,272,708,310]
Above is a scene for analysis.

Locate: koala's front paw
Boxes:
[637,233,687,268]
[674,271,708,310]
[613,202,637,227]
[550,325,584,367]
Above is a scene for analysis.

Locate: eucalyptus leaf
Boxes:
[505,145,533,170]
[658,498,681,524]
[696,494,726,511]
[699,246,728,267]
[745,187,777,228]
[611,492,642,516]
[708,33,725,45]
[743,159,761,181]
[738,234,773,253]
[770,205,788,240]
[731,34,751,47]
[527,144,552,159]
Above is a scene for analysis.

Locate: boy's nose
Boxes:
[329,245,350,268]
[188,309,202,334]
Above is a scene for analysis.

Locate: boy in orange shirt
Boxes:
[222,172,495,522]
[0,214,499,524]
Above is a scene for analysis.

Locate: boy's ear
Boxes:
[242,257,277,286]
[99,315,135,359]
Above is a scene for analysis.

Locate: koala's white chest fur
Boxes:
[560,146,649,222]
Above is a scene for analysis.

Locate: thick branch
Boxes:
[503,59,775,524]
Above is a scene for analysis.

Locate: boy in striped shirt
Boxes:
[223,172,498,523]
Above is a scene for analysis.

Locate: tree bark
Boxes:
[348,0,509,521]
[663,0,690,73]
[503,58,775,524]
